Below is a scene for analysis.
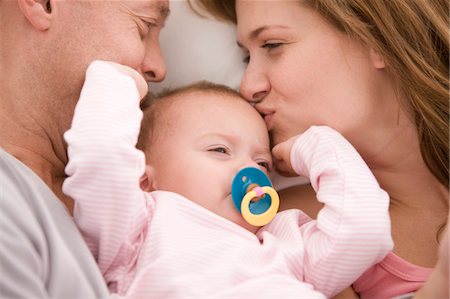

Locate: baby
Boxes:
[63,61,393,298]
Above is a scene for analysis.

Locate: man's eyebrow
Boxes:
[156,1,170,19]
[144,1,170,21]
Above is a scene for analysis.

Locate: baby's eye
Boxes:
[257,161,271,172]
[209,146,230,155]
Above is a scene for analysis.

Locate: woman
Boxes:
[197,0,449,298]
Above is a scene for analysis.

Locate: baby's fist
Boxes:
[272,135,299,177]
[103,61,148,99]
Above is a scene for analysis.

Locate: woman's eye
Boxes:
[262,43,282,50]
[242,50,250,64]
[257,161,271,172]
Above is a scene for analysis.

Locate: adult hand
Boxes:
[104,61,148,100]
[271,135,299,177]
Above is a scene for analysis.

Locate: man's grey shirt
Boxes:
[0,148,109,298]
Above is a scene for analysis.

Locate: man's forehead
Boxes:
[124,0,169,26]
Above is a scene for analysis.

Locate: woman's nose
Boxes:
[239,64,269,105]
[141,43,167,83]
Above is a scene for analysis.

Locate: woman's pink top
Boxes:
[353,251,432,299]
[63,61,393,298]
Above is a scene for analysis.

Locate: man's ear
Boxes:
[140,165,156,192]
[17,0,53,31]
[369,48,386,69]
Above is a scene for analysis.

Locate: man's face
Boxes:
[40,0,169,131]
[46,0,168,93]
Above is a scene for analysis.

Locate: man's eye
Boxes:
[138,19,156,38]
[257,161,271,172]
[144,21,155,29]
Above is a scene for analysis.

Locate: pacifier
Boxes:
[231,167,280,226]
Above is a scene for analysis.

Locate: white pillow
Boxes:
[150,0,309,190]
[149,0,246,93]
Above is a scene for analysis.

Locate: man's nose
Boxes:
[141,44,167,83]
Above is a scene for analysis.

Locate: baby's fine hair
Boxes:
[137,81,243,154]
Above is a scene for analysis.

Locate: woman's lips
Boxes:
[263,113,274,130]
[254,104,275,130]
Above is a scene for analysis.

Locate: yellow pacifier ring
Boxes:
[241,186,279,226]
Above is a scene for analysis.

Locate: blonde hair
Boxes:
[198,0,449,187]
[137,81,242,154]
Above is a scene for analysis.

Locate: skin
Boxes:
[235,0,448,296]
[141,92,272,233]
[0,0,169,213]
[415,224,449,299]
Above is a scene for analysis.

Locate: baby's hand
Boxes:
[103,61,148,99]
[272,135,299,177]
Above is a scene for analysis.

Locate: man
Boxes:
[0,0,169,297]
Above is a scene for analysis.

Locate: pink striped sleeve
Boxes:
[63,61,151,292]
[290,126,393,297]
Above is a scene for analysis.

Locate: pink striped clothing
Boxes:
[63,61,393,298]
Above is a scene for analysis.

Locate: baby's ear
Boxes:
[140,165,155,192]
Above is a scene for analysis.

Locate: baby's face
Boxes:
[147,91,272,232]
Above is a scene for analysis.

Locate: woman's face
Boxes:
[236,0,402,160]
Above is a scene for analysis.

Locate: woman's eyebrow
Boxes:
[237,26,268,47]
[237,25,289,47]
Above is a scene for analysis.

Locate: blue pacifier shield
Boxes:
[231,167,273,215]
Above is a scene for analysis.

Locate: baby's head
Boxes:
[137,81,272,232]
